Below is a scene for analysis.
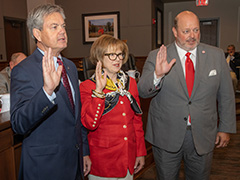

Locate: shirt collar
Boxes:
[175,42,197,60]
[37,48,62,61]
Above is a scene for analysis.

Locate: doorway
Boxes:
[4,17,28,61]
[200,19,219,47]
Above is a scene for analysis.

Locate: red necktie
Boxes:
[57,58,75,114]
[185,52,195,97]
[185,52,194,123]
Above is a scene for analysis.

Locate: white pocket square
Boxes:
[209,70,217,76]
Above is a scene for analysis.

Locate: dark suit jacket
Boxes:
[138,43,236,155]
[10,49,89,180]
[225,52,240,79]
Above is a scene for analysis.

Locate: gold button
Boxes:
[95,114,98,117]
[94,121,96,124]
[96,111,99,113]
[98,104,101,106]
[123,125,127,128]
[120,101,124,104]
[122,113,126,116]
[92,124,95,127]
[97,107,100,110]
[95,118,97,120]
[124,137,128,141]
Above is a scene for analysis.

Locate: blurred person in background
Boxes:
[0,52,26,94]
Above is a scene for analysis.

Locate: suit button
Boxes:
[184,117,187,121]
[124,137,128,141]
[188,101,192,105]
[75,144,79,149]
[148,88,152,92]
[122,113,126,116]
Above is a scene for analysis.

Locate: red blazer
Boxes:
[80,77,146,177]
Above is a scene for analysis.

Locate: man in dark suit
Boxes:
[10,4,91,180]
[225,44,240,91]
[138,11,236,180]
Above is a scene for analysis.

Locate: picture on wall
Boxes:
[82,11,120,44]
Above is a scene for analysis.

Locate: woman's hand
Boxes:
[134,156,145,174]
[95,61,107,93]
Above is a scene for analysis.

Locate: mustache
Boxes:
[186,38,197,42]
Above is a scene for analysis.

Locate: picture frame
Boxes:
[82,11,120,44]
[156,8,163,47]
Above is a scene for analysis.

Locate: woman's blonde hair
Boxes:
[90,34,129,65]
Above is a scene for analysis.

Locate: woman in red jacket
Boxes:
[80,34,146,179]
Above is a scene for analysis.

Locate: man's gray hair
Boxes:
[27,4,66,43]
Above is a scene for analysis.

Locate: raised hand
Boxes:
[42,48,62,95]
[95,61,107,93]
[155,45,176,78]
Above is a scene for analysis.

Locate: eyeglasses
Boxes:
[104,53,125,61]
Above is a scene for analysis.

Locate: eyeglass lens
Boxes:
[105,53,124,60]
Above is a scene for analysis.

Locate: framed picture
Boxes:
[82,11,120,44]
[156,8,163,47]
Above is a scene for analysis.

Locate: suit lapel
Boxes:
[168,43,189,98]
[62,58,78,119]
[191,44,207,99]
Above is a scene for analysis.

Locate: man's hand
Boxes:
[42,48,62,95]
[83,155,91,176]
[155,45,176,79]
[215,132,230,148]
[134,156,145,174]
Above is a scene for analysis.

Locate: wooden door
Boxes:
[4,18,28,61]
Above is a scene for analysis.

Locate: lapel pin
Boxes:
[202,50,206,54]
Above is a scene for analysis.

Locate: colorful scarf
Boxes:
[91,70,142,115]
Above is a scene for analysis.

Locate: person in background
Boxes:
[138,11,236,180]
[10,4,90,180]
[225,44,240,92]
[80,34,146,180]
[0,52,26,94]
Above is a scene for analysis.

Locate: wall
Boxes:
[164,0,240,52]
[0,0,27,61]
[55,0,153,58]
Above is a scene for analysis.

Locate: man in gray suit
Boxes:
[0,52,26,94]
[138,11,236,180]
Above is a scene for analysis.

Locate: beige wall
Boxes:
[2,0,239,59]
[0,0,27,61]
[56,0,153,58]
[164,0,240,52]
[0,0,55,61]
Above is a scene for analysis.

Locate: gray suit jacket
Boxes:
[0,67,11,94]
[138,42,236,155]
